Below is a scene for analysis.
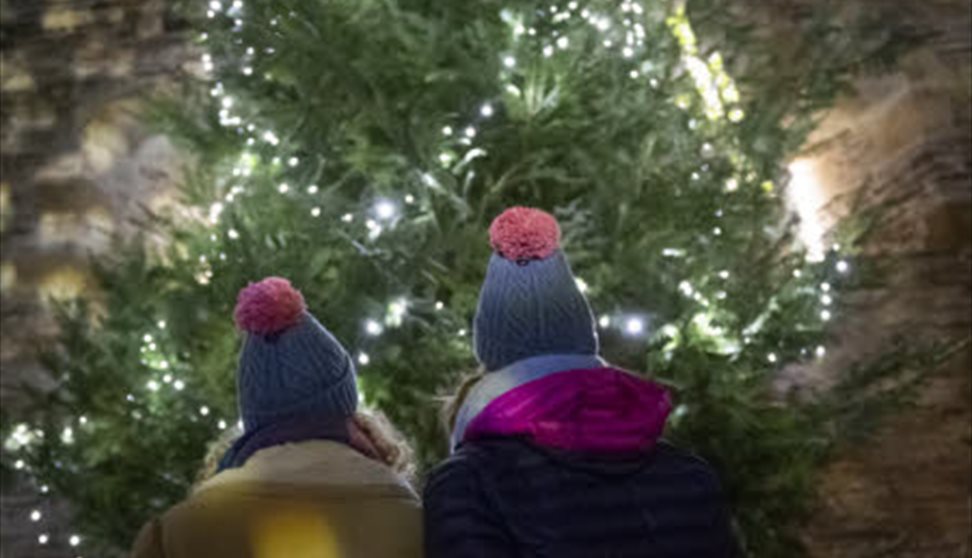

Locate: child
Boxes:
[424,207,737,557]
[131,277,421,558]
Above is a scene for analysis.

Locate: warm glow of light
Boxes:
[787,159,827,262]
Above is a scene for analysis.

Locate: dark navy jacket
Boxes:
[424,437,737,558]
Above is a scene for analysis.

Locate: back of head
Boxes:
[234,277,358,432]
[474,207,599,372]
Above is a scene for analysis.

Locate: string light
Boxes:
[307,184,319,194]
[464,126,477,138]
[38,534,49,545]
[815,346,827,358]
[624,317,645,336]
[503,56,516,68]
[374,199,397,220]
[365,320,384,336]
[311,207,321,217]
[598,315,610,328]
[480,104,494,117]
[358,352,370,366]
[199,406,210,416]
[174,380,185,391]
[30,510,41,522]
[442,126,453,136]
[69,534,81,547]
[836,260,850,273]
[820,310,832,321]
[767,353,778,363]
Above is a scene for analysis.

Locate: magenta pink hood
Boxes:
[463,367,673,454]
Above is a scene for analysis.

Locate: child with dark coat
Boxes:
[424,207,738,558]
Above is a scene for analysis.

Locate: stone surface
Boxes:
[0,0,189,555]
[757,0,972,556]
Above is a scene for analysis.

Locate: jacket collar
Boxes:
[196,439,415,498]
[451,354,605,451]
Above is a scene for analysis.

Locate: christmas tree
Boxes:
[2,0,916,556]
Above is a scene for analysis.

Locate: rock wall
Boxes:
[0,0,188,555]
[768,0,972,556]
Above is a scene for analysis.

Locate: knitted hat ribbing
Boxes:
[473,207,598,372]
[234,277,358,432]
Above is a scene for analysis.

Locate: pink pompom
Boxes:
[489,207,561,261]
[234,277,306,335]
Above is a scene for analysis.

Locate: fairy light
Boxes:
[543,45,554,57]
[464,126,477,138]
[404,194,415,204]
[69,534,81,547]
[625,317,645,336]
[598,315,610,328]
[218,420,228,430]
[38,534,49,545]
[311,207,321,217]
[836,260,850,273]
[725,178,739,192]
[678,280,694,296]
[821,282,831,292]
[342,213,354,223]
[30,510,41,522]
[820,309,832,321]
[199,406,210,416]
[278,183,289,193]
[435,301,444,311]
[767,353,778,363]
[228,228,239,240]
[146,380,160,392]
[442,126,453,136]
[815,346,827,358]
[556,36,570,49]
[480,104,494,117]
[174,380,185,391]
[358,352,370,366]
[503,56,516,68]
[365,319,384,336]
[374,199,397,220]
[307,185,319,194]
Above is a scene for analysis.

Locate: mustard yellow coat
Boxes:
[130,440,422,558]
